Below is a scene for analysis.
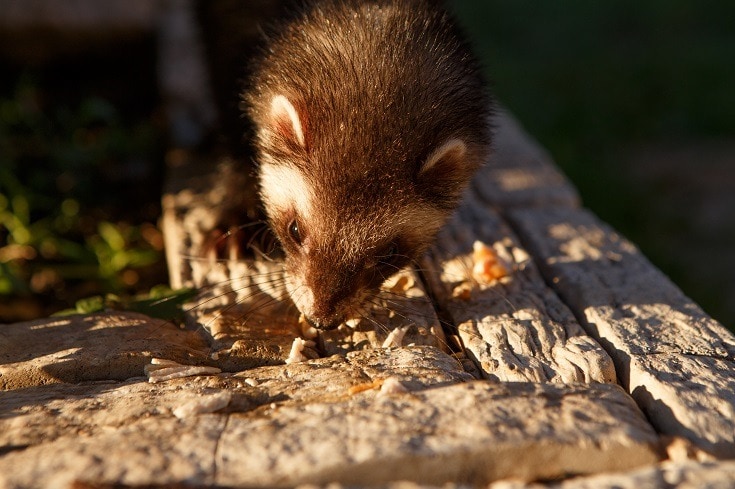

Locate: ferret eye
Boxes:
[287,219,302,245]
[380,242,400,265]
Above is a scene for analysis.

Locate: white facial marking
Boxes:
[420,138,467,175]
[259,163,314,219]
[286,274,316,317]
[270,94,305,147]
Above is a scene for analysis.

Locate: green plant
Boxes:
[0,75,165,321]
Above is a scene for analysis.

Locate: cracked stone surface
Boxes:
[422,193,616,384]
[486,461,735,489]
[0,312,211,390]
[507,206,735,458]
[0,326,660,487]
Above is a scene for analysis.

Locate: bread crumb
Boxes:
[344,317,361,328]
[298,313,318,339]
[472,241,508,284]
[285,337,318,364]
[383,273,415,293]
[382,325,410,348]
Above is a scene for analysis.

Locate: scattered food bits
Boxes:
[298,314,319,339]
[150,358,180,366]
[145,358,221,384]
[344,317,362,329]
[244,378,259,387]
[383,273,415,293]
[173,391,232,419]
[471,240,508,284]
[663,436,715,463]
[381,325,410,348]
[285,337,318,364]
[377,376,409,397]
[451,282,472,301]
[348,378,385,395]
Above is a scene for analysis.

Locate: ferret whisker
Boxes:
[185,280,281,313]
[201,286,287,330]
[174,270,284,299]
[358,310,392,336]
[190,279,285,307]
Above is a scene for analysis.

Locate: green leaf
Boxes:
[73,295,106,314]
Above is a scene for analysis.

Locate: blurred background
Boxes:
[0,0,733,329]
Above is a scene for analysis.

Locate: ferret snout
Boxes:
[293,267,362,331]
[304,315,341,332]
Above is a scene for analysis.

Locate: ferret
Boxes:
[201,0,492,330]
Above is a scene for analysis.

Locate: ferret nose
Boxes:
[305,275,353,330]
[305,315,341,331]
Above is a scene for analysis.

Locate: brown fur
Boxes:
[241,0,493,329]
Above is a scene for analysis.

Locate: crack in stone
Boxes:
[211,413,231,487]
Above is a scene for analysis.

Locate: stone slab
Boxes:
[488,461,735,489]
[0,312,210,390]
[215,381,659,487]
[0,319,659,488]
[508,206,735,458]
[421,194,615,383]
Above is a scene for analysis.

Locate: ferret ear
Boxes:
[269,95,306,147]
[419,138,467,177]
[417,138,473,205]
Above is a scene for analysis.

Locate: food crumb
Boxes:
[451,282,472,301]
[348,378,385,395]
[298,314,318,339]
[383,273,415,293]
[285,337,318,364]
[377,376,409,397]
[471,240,508,284]
[344,317,361,328]
[381,325,410,348]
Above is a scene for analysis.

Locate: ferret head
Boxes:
[246,0,492,330]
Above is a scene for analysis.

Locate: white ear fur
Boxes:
[420,138,467,175]
[270,95,305,147]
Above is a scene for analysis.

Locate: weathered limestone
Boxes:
[0,324,660,488]
[0,312,210,390]
[507,207,735,458]
[422,193,616,383]
[215,381,658,487]
[487,461,735,489]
